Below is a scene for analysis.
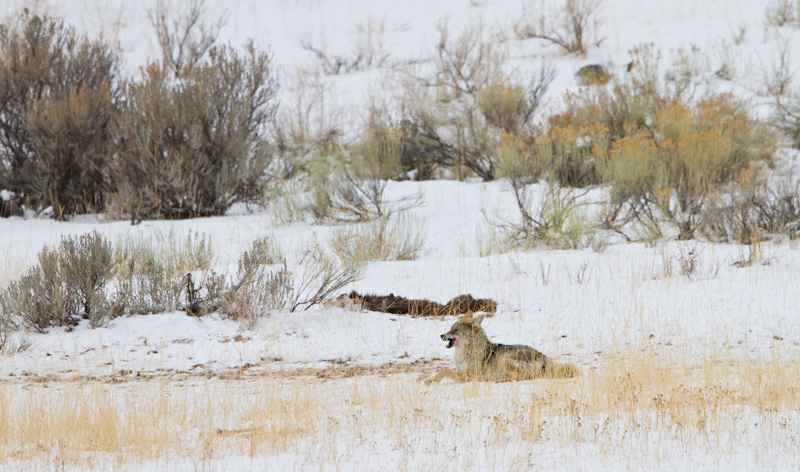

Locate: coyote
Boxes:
[424,312,577,384]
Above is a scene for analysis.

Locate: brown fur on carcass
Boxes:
[345,291,497,317]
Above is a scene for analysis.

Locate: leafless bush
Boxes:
[700,192,762,244]
[312,119,421,222]
[289,244,364,312]
[749,168,800,238]
[301,31,390,75]
[397,22,506,100]
[478,61,556,136]
[391,100,504,182]
[388,22,552,181]
[275,69,347,155]
[765,0,800,27]
[765,39,794,98]
[393,111,455,180]
[772,96,800,149]
[148,0,227,76]
[767,41,800,148]
[433,22,507,97]
[316,167,422,223]
[490,181,595,250]
[300,18,391,76]
[517,0,604,55]
[0,12,120,219]
[395,60,554,182]
[183,238,355,321]
[700,167,800,242]
[732,240,776,268]
[112,42,278,222]
[677,244,700,280]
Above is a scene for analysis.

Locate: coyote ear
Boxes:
[472,314,485,325]
[462,311,474,321]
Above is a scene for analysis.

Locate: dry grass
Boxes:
[1,349,798,470]
[329,214,427,264]
[113,229,215,281]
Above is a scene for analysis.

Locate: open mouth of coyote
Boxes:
[442,334,456,349]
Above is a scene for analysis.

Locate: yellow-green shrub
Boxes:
[597,96,773,239]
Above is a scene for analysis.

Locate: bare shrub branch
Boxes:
[433,21,507,97]
[147,0,227,76]
[289,245,364,312]
[485,181,595,250]
[312,119,422,222]
[766,40,800,148]
[395,22,507,99]
[765,0,800,27]
[517,0,604,55]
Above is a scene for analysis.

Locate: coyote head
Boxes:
[441,312,486,349]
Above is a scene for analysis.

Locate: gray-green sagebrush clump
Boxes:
[0,232,115,331]
[111,41,279,223]
[215,238,292,327]
[0,232,362,335]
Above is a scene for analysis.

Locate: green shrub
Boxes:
[111,41,278,222]
[0,13,120,219]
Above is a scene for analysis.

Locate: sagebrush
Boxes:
[0,13,120,219]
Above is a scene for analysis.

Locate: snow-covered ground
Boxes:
[3,180,800,379]
[2,0,800,470]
